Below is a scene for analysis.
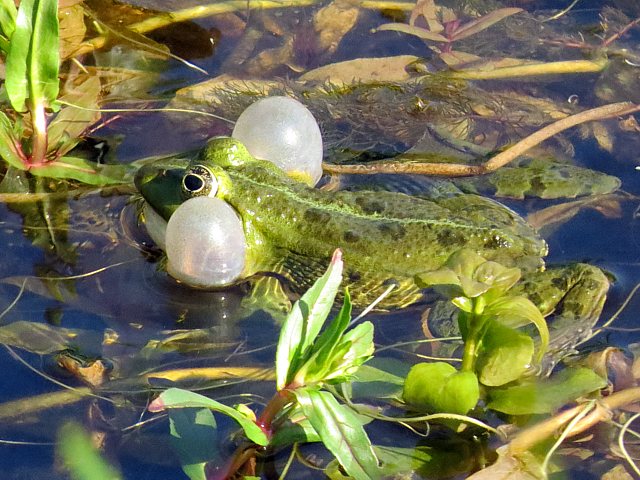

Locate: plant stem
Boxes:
[257,389,294,433]
[30,101,48,165]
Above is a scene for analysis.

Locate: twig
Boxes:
[324,102,640,177]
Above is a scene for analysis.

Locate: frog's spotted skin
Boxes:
[135,137,609,338]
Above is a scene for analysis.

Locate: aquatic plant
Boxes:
[149,250,379,479]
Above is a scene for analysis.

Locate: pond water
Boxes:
[1,0,640,478]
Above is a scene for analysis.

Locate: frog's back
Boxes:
[224,162,547,307]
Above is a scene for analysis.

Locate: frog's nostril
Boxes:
[183,173,205,193]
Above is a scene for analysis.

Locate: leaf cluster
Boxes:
[0,0,131,184]
[149,250,380,479]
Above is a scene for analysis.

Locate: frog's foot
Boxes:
[512,263,610,372]
[239,275,293,324]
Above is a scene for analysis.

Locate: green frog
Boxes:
[135,137,610,356]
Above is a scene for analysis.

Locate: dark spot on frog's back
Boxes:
[355,196,386,215]
[343,230,360,243]
[378,222,406,240]
[436,227,466,246]
[303,208,331,224]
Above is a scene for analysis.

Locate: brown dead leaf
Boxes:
[299,55,420,84]
[467,447,541,480]
[59,4,87,60]
[313,0,360,57]
[592,121,615,152]
[58,354,109,387]
[451,8,523,42]
[602,464,635,480]
[410,0,443,32]
[527,194,623,231]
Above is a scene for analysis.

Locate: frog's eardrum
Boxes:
[232,96,323,185]
[165,196,246,287]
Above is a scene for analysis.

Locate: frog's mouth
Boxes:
[135,163,185,222]
[134,164,248,288]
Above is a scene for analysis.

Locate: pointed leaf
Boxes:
[295,388,380,480]
[0,0,16,41]
[324,321,374,382]
[375,23,449,42]
[451,8,523,42]
[48,76,101,156]
[0,111,26,169]
[4,0,33,111]
[487,367,606,415]
[276,249,343,390]
[30,0,60,107]
[297,290,353,383]
[30,156,136,185]
[148,388,268,446]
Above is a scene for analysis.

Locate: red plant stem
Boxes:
[217,389,295,478]
[257,389,294,434]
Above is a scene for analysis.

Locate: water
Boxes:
[1,0,640,478]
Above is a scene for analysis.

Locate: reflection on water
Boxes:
[1,0,640,477]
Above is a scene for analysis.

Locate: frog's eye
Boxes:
[182,164,218,199]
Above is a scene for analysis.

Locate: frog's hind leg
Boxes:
[512,263,610,371]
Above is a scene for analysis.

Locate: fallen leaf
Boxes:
[299,55,421,84]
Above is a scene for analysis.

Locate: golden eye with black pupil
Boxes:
[181,164,218,199]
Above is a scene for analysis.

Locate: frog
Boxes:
[135,136,610,362]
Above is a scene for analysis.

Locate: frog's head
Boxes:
[136,137,252,221]
[135,137,252,288]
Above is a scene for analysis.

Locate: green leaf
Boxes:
[0,111,26,169]
[487,367,606,415]
[295,388,380,480]
[484,296,549,362]
[374,445,470,478]
[148,388,268,446]
[276,249,343,390]
[57,422,122,480]
[477,322,534,386]
[403,362,479,415]
[324,321,374,382]
[0,0,16,41]
[450,8,523,42]
[29,156,136,185]
[4,0,32,111]
[5,0,59,112]
[168,408,219,480]
[30,0,60,107]
[302,289,353,379]
[270,406,321,447]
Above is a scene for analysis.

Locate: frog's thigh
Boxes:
[513,264,609,355]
